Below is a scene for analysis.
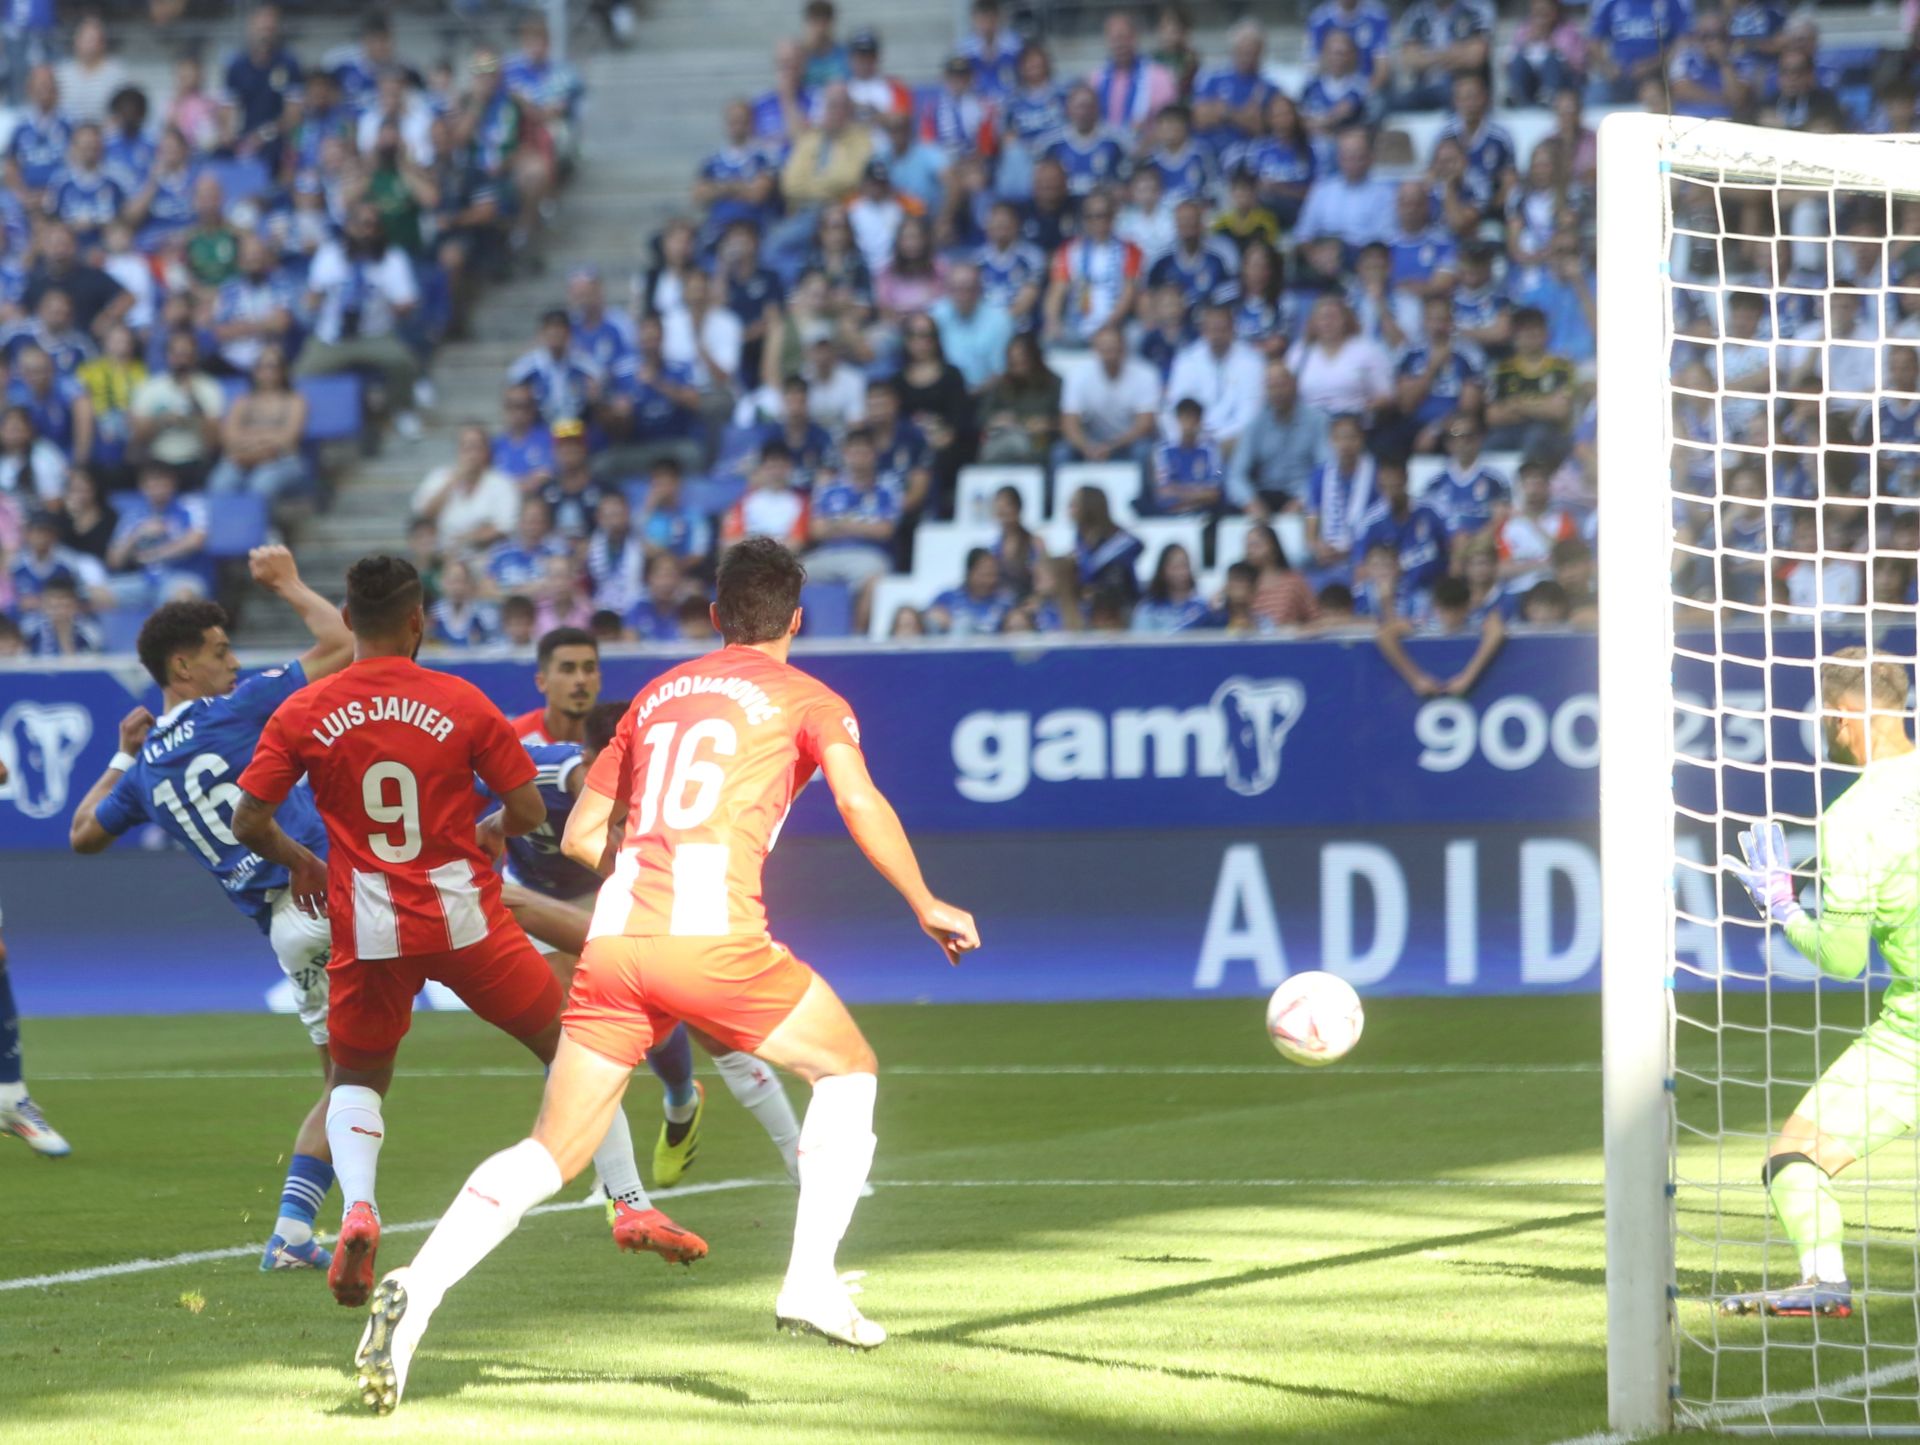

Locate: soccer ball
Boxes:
[1265,972,1364,1066]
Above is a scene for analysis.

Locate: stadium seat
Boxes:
[867,574,943,640]
[1483,449,1524,477]
[683,473,745,518]
[204,156,273,205]
[798,581,852,637]
[1215,516,1251,571]
[217,374,250,411]
[99,605,145,653]
[1409,454,1447,498]
[1053,460,1143,525]
[299,374,362,443]
[910,521,996,591]
[954,464,1044,528]
[1275,512,1309,571]
[205,493,269,557]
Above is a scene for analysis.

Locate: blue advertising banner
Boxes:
[0,633,1609,848]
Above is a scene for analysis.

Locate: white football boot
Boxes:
[1,1093,71,1157]
[775,1272,886,1350]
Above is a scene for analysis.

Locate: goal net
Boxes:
[1601,114,1920,1436]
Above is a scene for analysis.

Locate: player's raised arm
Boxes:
[69,706,157,854]
[819,741,979,966]
[251,544,354,681]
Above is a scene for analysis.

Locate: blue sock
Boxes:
[646,1024,696,1110]
[275,1153,335,1244]
[0,968,22,1087]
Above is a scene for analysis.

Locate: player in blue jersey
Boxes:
[69,546,355,1271]
[495,699,805,1186]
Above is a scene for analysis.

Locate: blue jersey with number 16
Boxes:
[93,661,329,932]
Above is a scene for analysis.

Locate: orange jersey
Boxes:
[583,645,861,941]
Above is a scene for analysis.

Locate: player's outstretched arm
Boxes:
[560,784,624,875]
[232,790,329,917]
[69,706,156,854]
[820,742,980,966]
[250,545,354,682]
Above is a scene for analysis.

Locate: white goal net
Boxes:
[1602,114,1920,1436]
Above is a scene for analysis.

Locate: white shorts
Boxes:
[268,890,332,1046]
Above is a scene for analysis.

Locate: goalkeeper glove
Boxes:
[1722,821,1805,926]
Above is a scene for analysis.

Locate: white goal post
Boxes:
[1601,114,1920,1437]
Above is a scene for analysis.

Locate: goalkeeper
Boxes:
[1721,647,1920,1320]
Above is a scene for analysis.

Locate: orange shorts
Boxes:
[327,925,566,1071]
[562,933,816,1067]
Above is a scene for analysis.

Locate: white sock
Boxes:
[784,1072,877,1293]
[663,1095,699,1125]
[274,1215,314,1247]
[326,1085,386,1216]
[405,1138,562,1316]
[1803,1244,1849,1285]
[712,1051,801,1182]
[591,1104,651,1209]
[0,1080,26,1108]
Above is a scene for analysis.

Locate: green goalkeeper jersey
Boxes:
[1785,746,1920,1034]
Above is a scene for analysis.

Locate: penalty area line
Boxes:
[0,1177,1603,1294]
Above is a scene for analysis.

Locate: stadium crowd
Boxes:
[0,5,579,657]
[4,0,1913,673]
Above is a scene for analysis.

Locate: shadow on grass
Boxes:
[916,1206,1606,1344]
[962,1339,1404,1406]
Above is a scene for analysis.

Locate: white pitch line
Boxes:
[1548,1358,1920,1445]
[32,1062,1601,1082]
[0,1176,1605,1294]
[0,1176,768,1293]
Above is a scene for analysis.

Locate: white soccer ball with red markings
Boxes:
[1266,972,1364,1066]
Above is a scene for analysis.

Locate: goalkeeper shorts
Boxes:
[1791,1021,1920,1162]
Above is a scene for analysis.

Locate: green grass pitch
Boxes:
[2,994,1917,1443]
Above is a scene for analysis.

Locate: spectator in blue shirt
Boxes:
[1424,415,1512,553]
[492,385,555,493]
[1395,0,1495,112]
[508,308,603,425]
[1132,542,1217,633]
[1435,73,1517,213]
[222,5,303,169]
[962,0,1024,96]
[11,507,109,610]
[1667,7,1745,118]
[1150,397,1225,516]
[105,461,209,608]
[1302,32,1374,138]
[803,427,899,628]
[696,100,781,247]
[623,550,686,641]
[928,547,1015,636]
[634,455,713,563]
[43,123,123,256]
[1588,0,1691,104]
[1393,294,1486,452]
[605,313,703,471]
[799,0,850,90]
[22,575,101,656]
[1309,0,1393,99]
[1148,200,1241,314]
[486,495,571,597]
[929,262,1014,392]
[566,267,635,378]
[537,420,607,540]
[1193,22,1275,150]
[1514,228,1597,365]
[1355,458,1449,611]
[427,559,501,650]
[758,374,838,492]
[1068,483,1144,604]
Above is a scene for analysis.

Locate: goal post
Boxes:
[1601,113,1920,1436]
[1598,111,1679,1438]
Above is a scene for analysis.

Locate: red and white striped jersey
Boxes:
[240,655,536,962]
[584,645,862,942]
